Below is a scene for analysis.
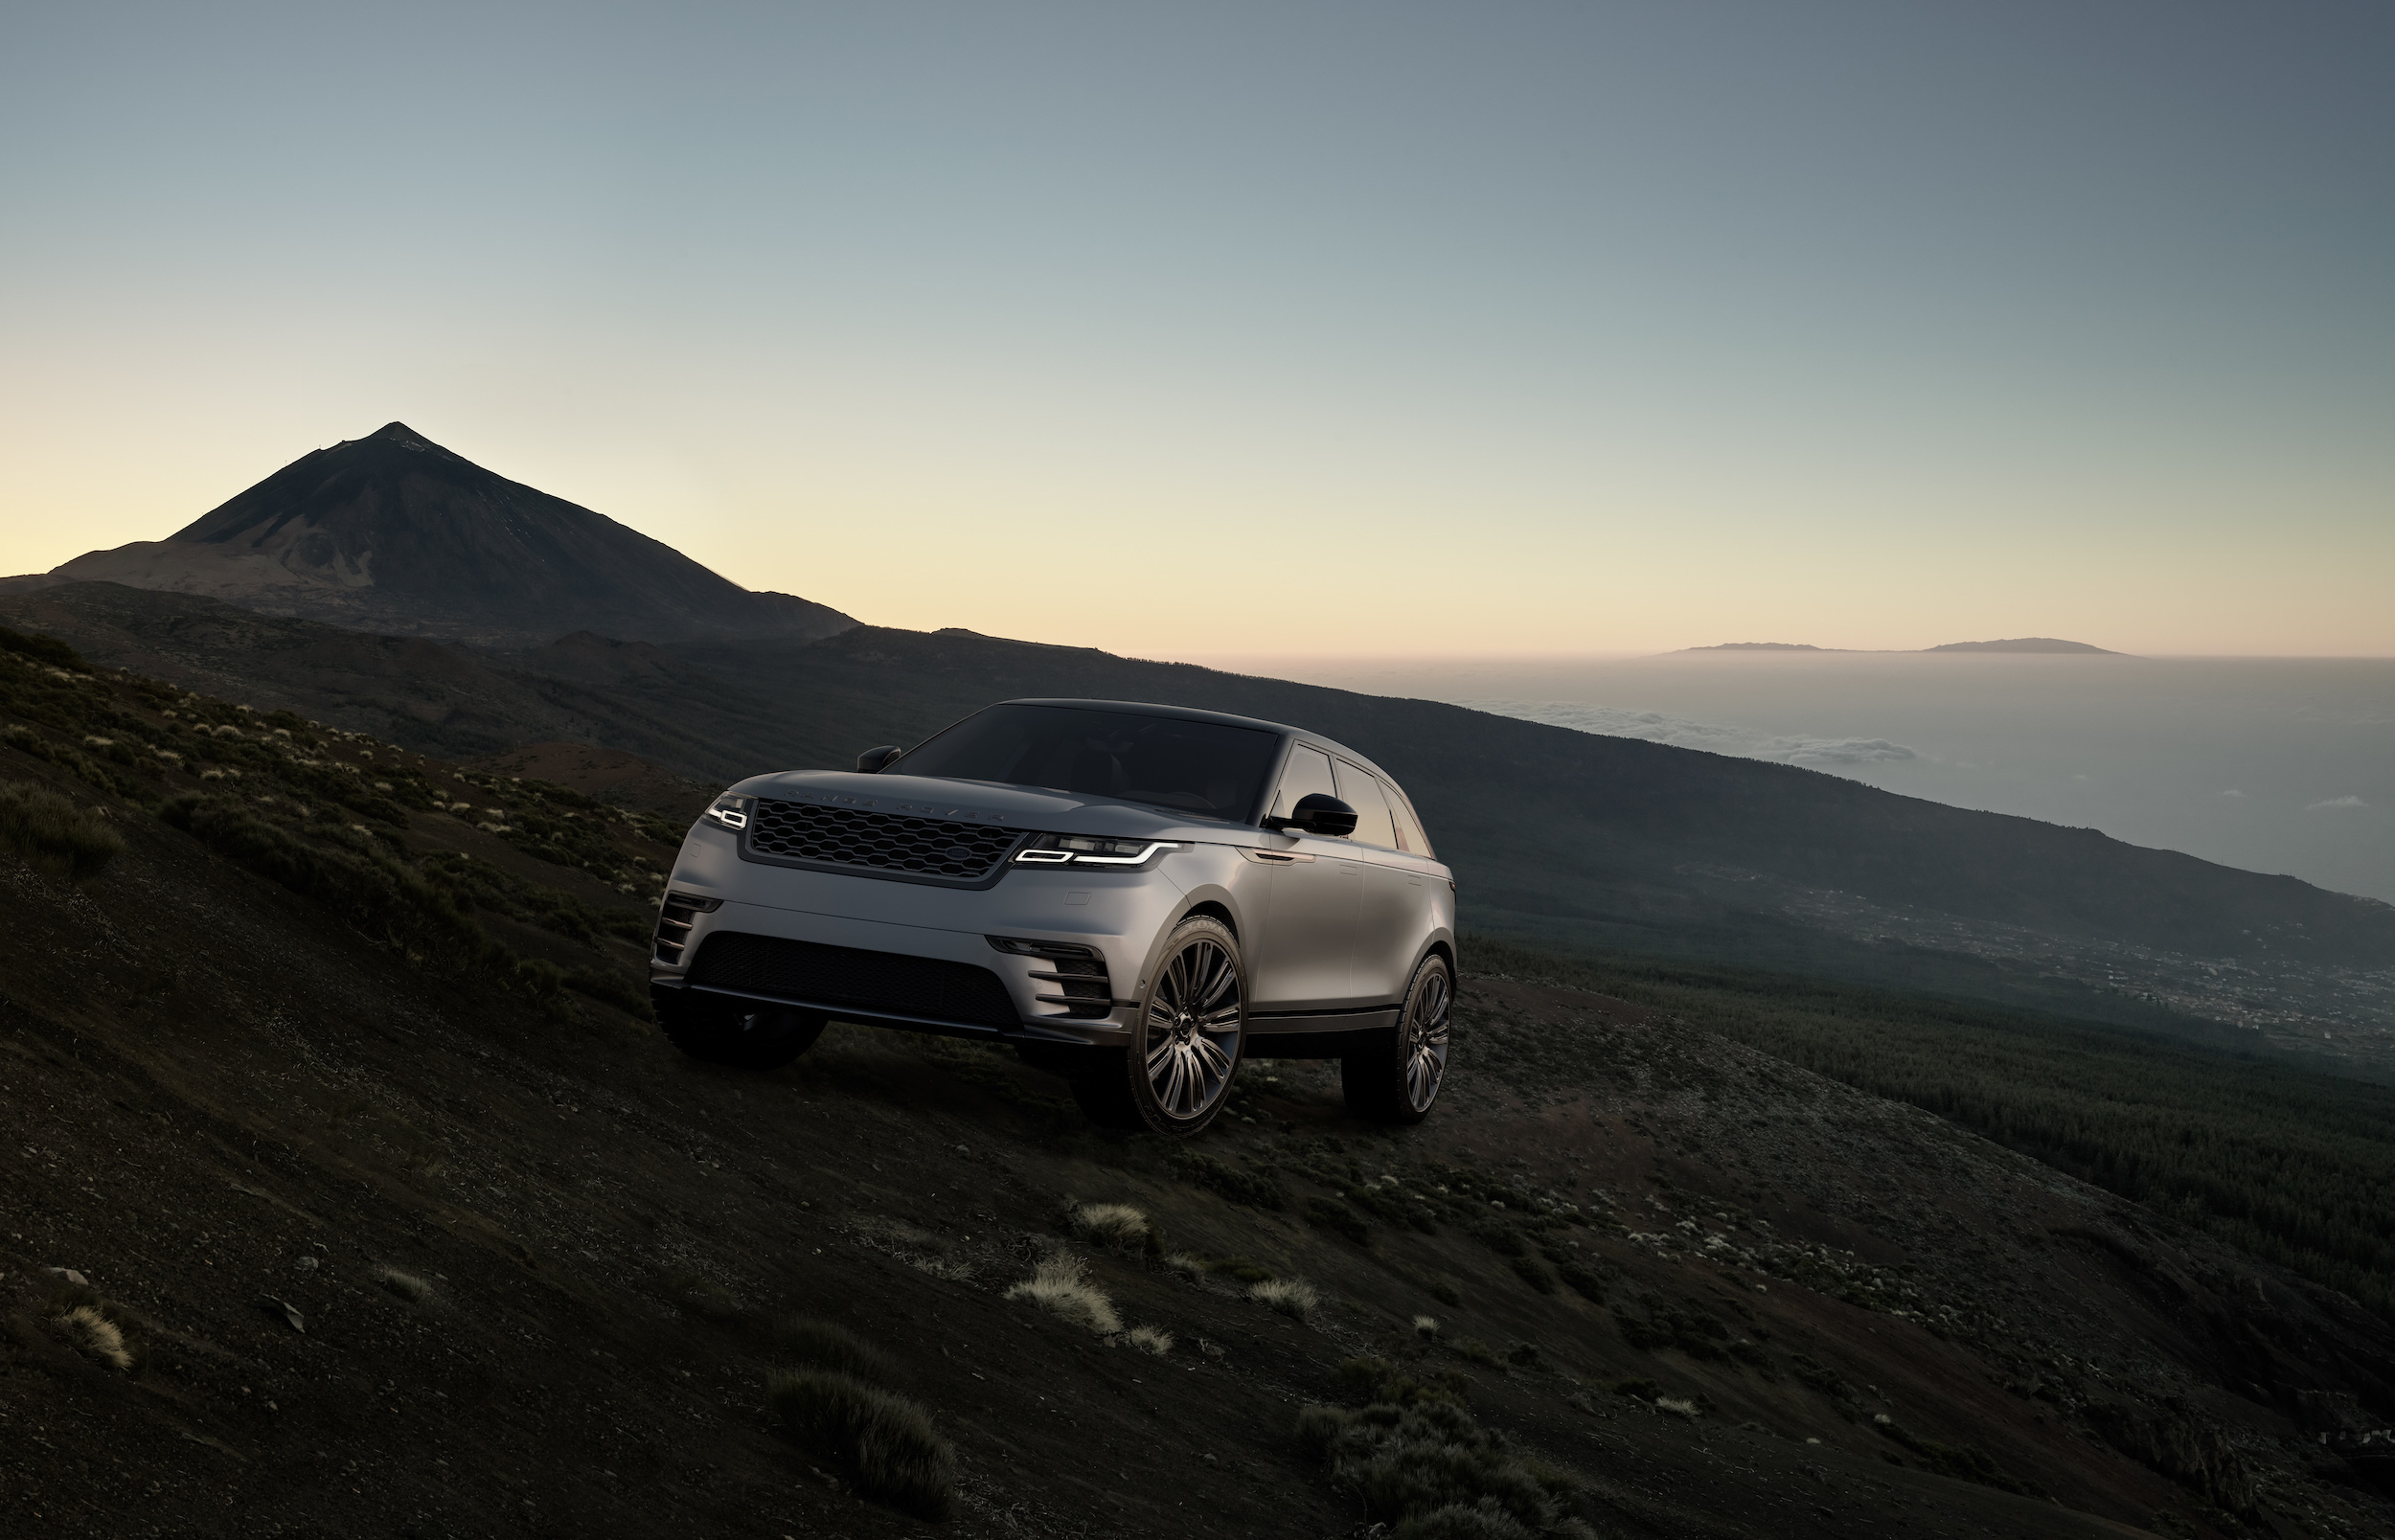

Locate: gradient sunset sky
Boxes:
[3,2,2387,656]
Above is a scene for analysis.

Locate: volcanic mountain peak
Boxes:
[17,423,854,648]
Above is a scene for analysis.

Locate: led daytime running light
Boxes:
[1014,835,1180,867]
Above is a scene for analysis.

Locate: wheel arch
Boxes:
[1178,899,1237,940]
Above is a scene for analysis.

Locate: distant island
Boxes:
[1679,637,2122,655]
[1923,638,2120,654]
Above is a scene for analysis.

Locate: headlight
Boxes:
[702,794,754,831]
[1013,833,1180,867]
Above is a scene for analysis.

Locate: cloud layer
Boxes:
[2306,795,2370,811]
[1468,700,1920,767]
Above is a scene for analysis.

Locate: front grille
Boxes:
[688,931,1021,1029]
[743,798,1021,885]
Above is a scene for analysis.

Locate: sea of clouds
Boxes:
[1465,699,1921,767]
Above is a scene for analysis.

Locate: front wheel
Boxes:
[1342,953,1450,1124]
[1074,916,1245,1138]
[663,997,826,1070]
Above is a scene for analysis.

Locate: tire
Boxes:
[1342,953,1450,1124]
[1079,915,1246,1138]
[662,997,826,1071]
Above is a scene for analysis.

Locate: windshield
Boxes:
[892,704,1281,821]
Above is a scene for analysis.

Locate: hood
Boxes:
[727,770,1267,846]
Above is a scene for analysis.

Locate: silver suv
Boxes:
[650,698,1455,1136]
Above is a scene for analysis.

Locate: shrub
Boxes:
[1308,1195,1371,1245]
[1124,1325,1174,1356]
[1413,1314,1442,1338]
[1294,1400,1593,1538]
[0,623,89,672]
[1508,1257,1556,1295]
[0,781,125,882]
[1555,1262,1610,1302]
[1170,1148,1286,1210]
[1431,1281,1462,1307]
[376,1268,432,1302]
[1207,1255,1276,1283]
[774,1318,900,1382]
[1470,1221,1525,1258]
[1336,1356,1468,1409]
[767,1369,956,1520]
[55,1305,131,1370]
[1069,1202,1156,1254]
[1398,1504,1540,1540]
[1005,1257,1122,1334]
[1872,1414,2044,1497]
[1251,1278,1321,1323]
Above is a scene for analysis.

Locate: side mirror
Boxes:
[1275,793,1357,838]
[856,745,901,773]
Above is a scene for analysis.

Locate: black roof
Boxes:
[995,698,1397,785]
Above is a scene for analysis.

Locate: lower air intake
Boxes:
[687,931,1021,1030]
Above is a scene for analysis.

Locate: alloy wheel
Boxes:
[1402,965,1450,1112]
[1143,935,1243,1121]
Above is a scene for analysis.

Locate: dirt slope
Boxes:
[2,656,2391,1538]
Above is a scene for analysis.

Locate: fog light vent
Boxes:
[653,892,721,964]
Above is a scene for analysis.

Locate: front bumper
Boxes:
[648,849,1189,1047]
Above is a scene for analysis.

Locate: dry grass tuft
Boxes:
[1161,1252,1208,1278]
[1005,1257,1123,1334]
[1124,1325,1175,1357]
[1413,1314,1442,1338]
[1654,1396,1700,1419]
[376,1267,432,1302]
[768,1369,956,1520]
[1068,1201,1155,1253]
[0,781,125,882]
[773,1317,901,1383]
[56,1305,132,1370]
[1251,1277,1321,1323]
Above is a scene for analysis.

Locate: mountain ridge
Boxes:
[4,421,855,647]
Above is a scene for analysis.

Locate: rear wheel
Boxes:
[1075,916,1245,1138]
[1342,953,1449,1124]
[662,997,826,1070]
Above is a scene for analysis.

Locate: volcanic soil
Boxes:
[2,698,2392,1537]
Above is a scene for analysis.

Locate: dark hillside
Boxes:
[10,587,2391,1066]
[1462,938,2395,1321]
[5,645,2394,1538]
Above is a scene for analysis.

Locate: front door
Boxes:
[1246,745,1363,1010]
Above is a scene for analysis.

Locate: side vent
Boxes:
[989,936,1113,1018]
[654,892,722,963]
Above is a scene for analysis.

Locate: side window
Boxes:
[1383,779,1433,857]
[1268,745,1337,823]
[1333,760,1398,848]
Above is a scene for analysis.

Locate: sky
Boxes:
[3,1,2389,657]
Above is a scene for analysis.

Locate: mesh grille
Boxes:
[744,798,1020,883]
[688,931,1021,1029]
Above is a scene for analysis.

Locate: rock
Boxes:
[44,1267,88,1286]
[258,1296,306,1332]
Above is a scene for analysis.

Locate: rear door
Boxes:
[1334,759,1426,1004]
[1246,744,1363,1009]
